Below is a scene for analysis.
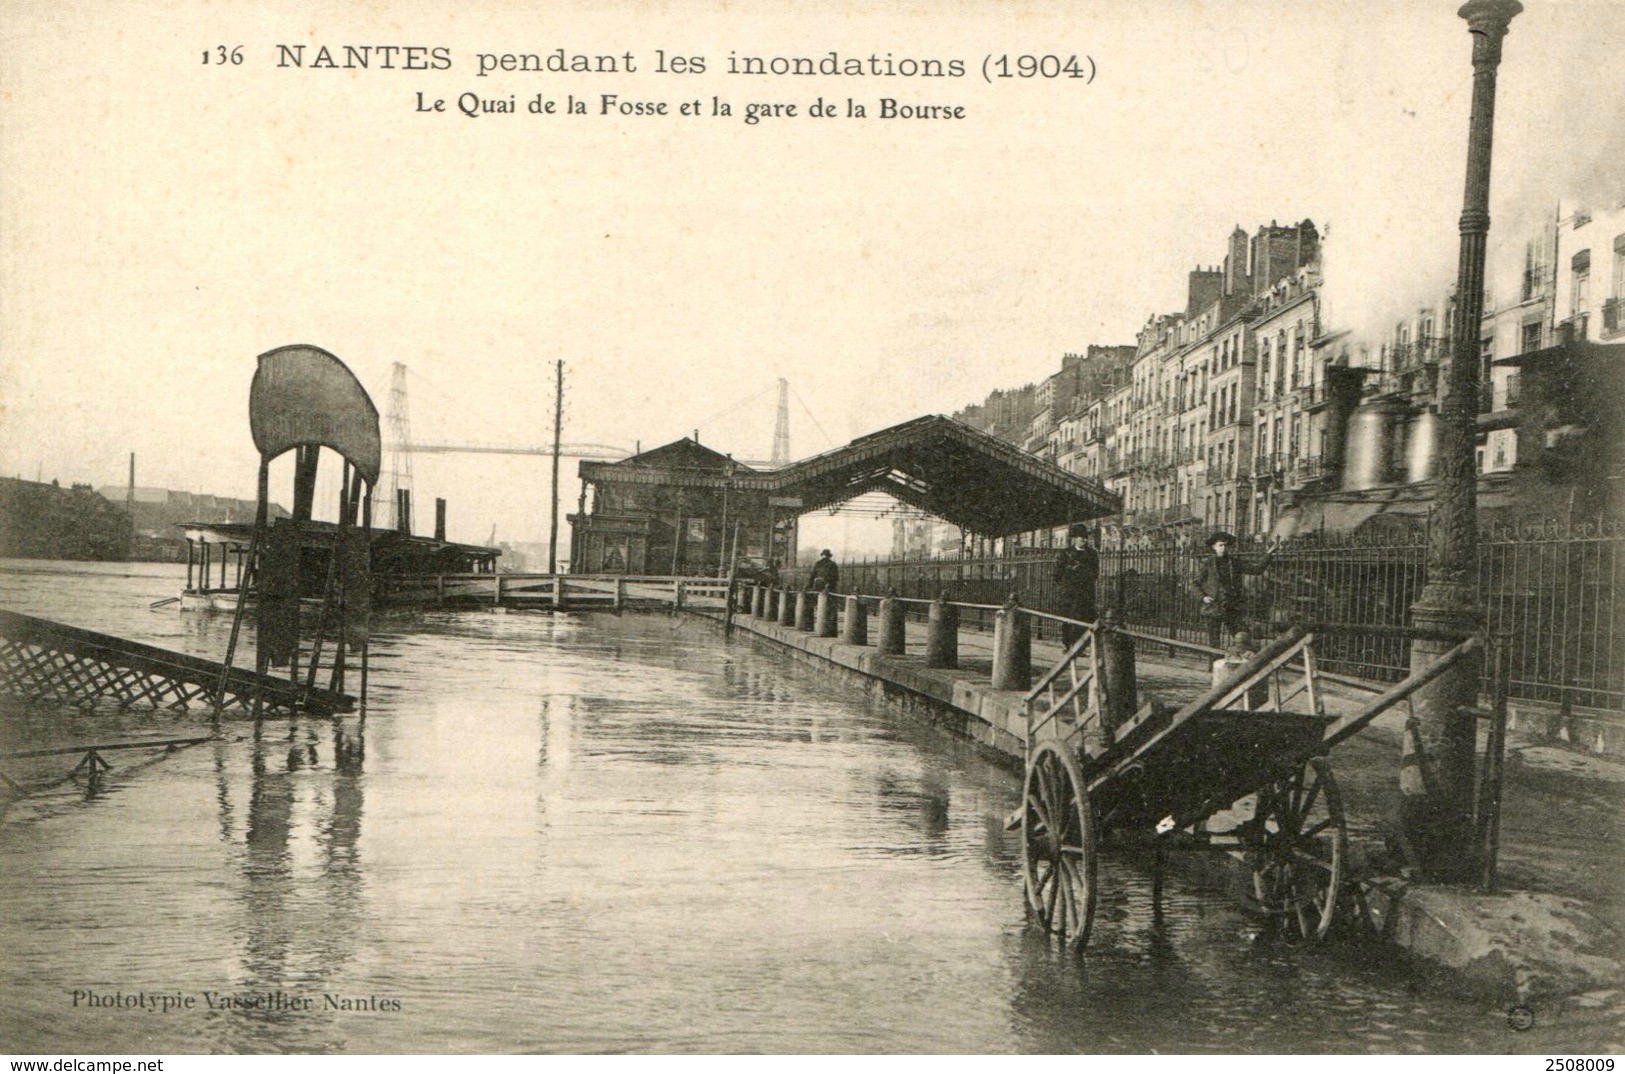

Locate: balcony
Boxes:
[1293,455,1326,483]
[1252,452,1285,481]
[1163,501,1195,525]
[1557,312,1590,345]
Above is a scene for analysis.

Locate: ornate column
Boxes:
[1402,0,1521,883]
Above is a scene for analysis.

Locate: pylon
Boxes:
[385,362,414,531]
[770,377,791,466]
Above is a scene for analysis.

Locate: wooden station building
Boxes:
[569,416,1121,576]
[569,439,787,576]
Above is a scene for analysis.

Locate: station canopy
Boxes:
[769,415,1120,536]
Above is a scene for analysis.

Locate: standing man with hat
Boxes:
[810,548,839,592]
[1053,525,1100,649]
[1193,531,1275,650]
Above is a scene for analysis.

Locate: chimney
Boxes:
[1226,226,1251,296]
[435,497,447,541]
[396,488,412,536]
[1187,266,1223,317]
[1296,219,1321,269]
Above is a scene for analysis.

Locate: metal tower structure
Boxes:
[770,377,791,466]
[384,361,414,532]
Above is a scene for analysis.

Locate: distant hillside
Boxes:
[0,478,132,561]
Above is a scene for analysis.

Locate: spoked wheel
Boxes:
[1250,757,1347,942]
[1021,743,1098,952]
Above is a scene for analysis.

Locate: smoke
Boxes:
[1319,1,1625,354]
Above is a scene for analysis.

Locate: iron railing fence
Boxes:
[782,520,1624,711]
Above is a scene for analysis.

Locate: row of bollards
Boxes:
[741,585,1039,689]
[730,583,1143,730]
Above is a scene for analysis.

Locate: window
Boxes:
[1572,249,1591,316]
[1521,320,1542,354]
[1522,240,1542,301]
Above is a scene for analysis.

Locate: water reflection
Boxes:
[3,564,1620,1053]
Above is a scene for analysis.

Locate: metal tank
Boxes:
[1403,408,1439,484]
[1341,400,1398,490]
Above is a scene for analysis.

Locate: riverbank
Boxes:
[702,605,1625,1009]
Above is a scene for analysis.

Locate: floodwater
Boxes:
[0,560,1615,1054]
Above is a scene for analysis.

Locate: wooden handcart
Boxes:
[1017,622,1492,951]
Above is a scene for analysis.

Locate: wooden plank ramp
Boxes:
[0,609,352,717]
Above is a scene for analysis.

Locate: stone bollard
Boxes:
[797,589,817,632]
[815,589,838,637]
[990,602,1032,691]
[840,595,868,646]
[778,588,795,626]
[876,595,905,654]
[1099,628,1138,739]
[752,584,767,619]
[925,597,958,669]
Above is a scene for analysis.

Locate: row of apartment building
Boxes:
[955,199,1624,545]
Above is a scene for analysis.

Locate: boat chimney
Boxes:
[435,497,447,542]
[396,489,412,536]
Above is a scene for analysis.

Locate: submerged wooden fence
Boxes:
[0,609,352,717]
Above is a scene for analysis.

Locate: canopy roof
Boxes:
[581,416,1119,536]
[770,416,1118,535]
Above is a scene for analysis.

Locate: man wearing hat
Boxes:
[1193,531,1274,649]
[810,548,839,592]
[1053,525,1099,648]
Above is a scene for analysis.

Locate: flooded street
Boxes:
[0,561,1604,1053]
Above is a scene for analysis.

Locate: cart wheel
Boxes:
[1250,757,1347,942]
[1022,743,1098,952]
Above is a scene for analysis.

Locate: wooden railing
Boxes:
[380,573,733,611]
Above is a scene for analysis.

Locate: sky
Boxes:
[2,0,1622,557]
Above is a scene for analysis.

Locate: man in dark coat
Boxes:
[1193,530,1274,649]
[1053,526,1099,648]
[809,549,839,591]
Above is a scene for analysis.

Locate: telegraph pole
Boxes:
[548,360,564,573]
[1401,0,1521,883]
